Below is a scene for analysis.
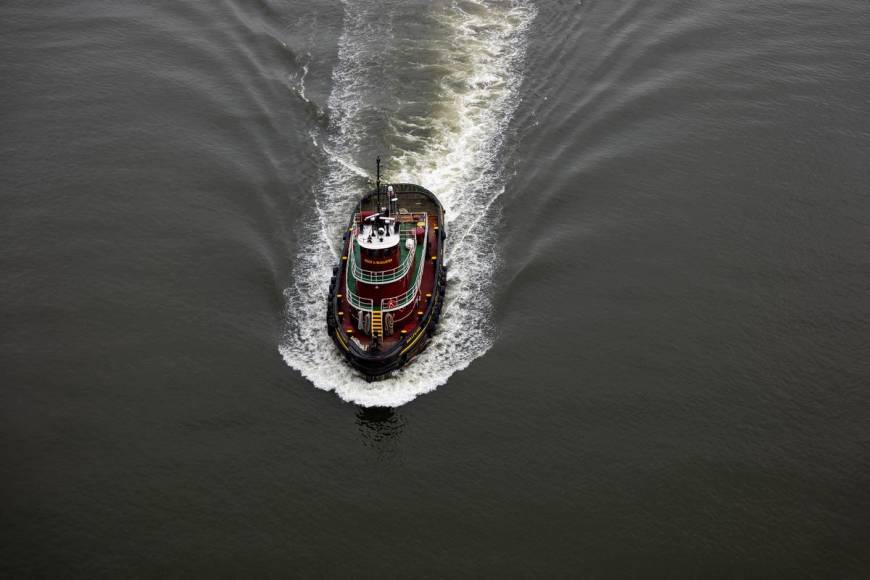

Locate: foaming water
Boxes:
[280,0,536,407]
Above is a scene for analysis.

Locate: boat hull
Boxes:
[326,183,447,380]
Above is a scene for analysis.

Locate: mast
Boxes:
[376,156,381,214]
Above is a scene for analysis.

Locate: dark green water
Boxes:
[2,0,868,576]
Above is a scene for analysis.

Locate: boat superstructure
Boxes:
[326,159,446,379]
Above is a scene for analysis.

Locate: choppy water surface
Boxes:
[2,0,868,576]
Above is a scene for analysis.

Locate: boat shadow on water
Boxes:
[355,406,406,459]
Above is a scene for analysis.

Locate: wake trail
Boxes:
[280,0,536,407]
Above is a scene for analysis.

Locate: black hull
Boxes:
[326,183,447,380]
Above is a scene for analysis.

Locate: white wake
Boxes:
[280,0,536,407]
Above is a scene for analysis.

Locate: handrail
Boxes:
[346,290,373,310]
[380,220,428,313]
[344,213,429,314]
[350,238,414,283]
[349,216,425,285]
[351,258,412,285]
[380,252,425,312]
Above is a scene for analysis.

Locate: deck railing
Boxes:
[379,247,426,312]
[344,215,429,314]
[349,214,425,285]
[346,292,373,311]
[350,238,415,284]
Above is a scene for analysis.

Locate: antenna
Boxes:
[376,156,381,213]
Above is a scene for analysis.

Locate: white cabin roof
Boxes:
[357,222,399,250]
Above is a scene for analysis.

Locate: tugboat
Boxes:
[326,158,447,380]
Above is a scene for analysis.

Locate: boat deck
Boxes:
[336,192,442,352]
